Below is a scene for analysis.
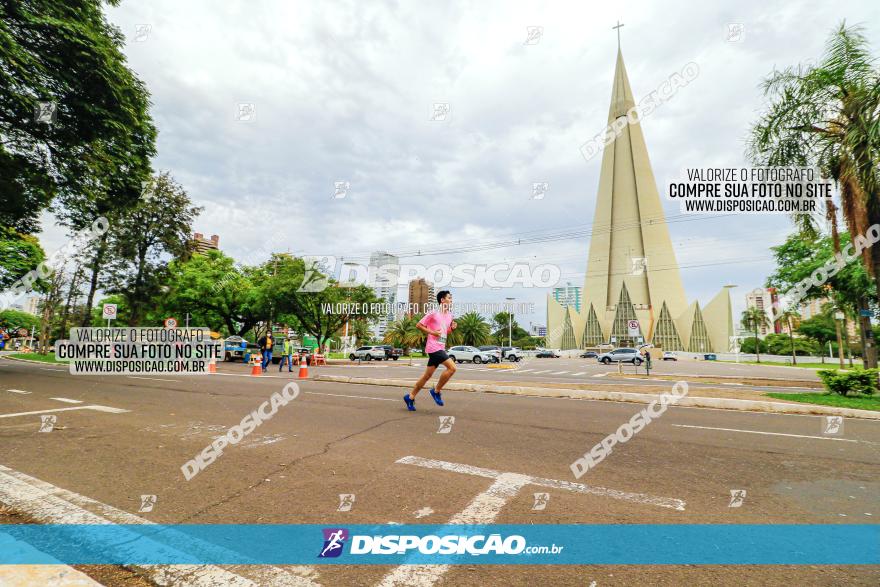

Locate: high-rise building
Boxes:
[192,233,220,254]
[552,283,582,313]
[408,278,435,315]
[798,297,858,340]
[745,288,774,337]
[546,47,733,351]
[369,251,399,339]
[24,296,40,316]
[530,324,547,337]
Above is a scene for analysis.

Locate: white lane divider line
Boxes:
[550,371,569,375]
[127,376,181,382]
[516,369,533,373]
[49,398,83,404]
[0,405,129,419]
[572,372,586,376]
[531,370,550,374]
[40,368,66,372]
[305,391,397,402]
[672,424,859,442]
[0,464,322,587]
[592,372,608,378]
[378,456,685,587]
[6,389,31,394]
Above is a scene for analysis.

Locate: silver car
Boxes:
[597,347,643,365]
[448,345,493,364]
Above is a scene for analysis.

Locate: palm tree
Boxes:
[742,307,770,363]
[347,318,372,346]
[384,315,423,355]
[749,22,880,367]
[453,312,492,347]
[777,308,801,365]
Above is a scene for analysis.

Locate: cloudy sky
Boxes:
[37,0,880,328]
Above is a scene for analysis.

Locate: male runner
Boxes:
[403,290,457,411]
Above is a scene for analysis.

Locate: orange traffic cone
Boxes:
[208,357,217,373]
[298,358,309,379]
[250,355,262,376]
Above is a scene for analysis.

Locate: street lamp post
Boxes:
[505,297,515,348]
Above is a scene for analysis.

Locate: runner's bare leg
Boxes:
[409,365,437,399]
[434,359,457,392]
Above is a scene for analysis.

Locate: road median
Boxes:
[313,375,880,420]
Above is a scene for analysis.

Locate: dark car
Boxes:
[535,349,560,358]
[380,345,403,361]
[580,351,598,358]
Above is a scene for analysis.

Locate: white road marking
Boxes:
[592,372,608,378]
[672,424,859,442]
[0,464,321,586]
[49,398,82,404]
[6,389,30,394]
[379,456,684,586]
[550,371,569,375]
[516,369,533,373]
[572,372,586,376]
[41,368,66,372]
[531,370,550,374]
[0,405,129,419]
[305,391,397,402]
[127,376,180,382]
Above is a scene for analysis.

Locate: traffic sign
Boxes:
[627,319,640,337]
[102,304,118,320]
[164,317,178,329]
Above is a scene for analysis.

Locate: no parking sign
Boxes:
[164,317,178,329]
[627,319,640,337]
[102,304,118,321]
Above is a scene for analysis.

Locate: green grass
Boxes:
[740,360,860,370]
[5,352,68,363]
[765,392,880,411]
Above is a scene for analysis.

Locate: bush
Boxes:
[817,368,879,396]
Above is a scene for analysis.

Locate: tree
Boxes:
[384,315,424,355]
[160,250,262,335]
[776,309,801,364]
[749,22,880,367]
[105,172,202,325]
[740,336,767,355]
[742,307,769,363]
[0,226,45,291]
[798,311,838,362]
[0,0,157,233]
[453,312,492,347]
[491,311,528,345]
[0,309,40,333]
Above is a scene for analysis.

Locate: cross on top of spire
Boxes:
[612,20,624,49]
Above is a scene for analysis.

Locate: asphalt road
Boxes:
[0,358,878,586]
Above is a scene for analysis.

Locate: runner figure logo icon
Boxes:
[319,528,349,558]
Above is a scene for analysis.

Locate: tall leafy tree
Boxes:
[453,312,491,347]
[1,0,157,233]
[749,22,880,366]
[105,172,202,325]
[0,226,45,290]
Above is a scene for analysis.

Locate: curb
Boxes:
[313,375,880,420]
[0,356,68,366]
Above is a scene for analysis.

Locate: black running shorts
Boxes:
[427,350,450,367]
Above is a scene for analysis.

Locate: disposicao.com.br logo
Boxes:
[318,528,562,558]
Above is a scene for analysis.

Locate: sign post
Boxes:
[102,304,118,327]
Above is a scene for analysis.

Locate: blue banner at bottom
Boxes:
[0,524,877,565]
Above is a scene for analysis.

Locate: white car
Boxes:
[662,351,678,361]
[597,347,643,365]
[447,346,493,364]
[349,346,387,361]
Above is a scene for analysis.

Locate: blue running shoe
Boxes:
[403,394,416,411]
[429,387,444,406]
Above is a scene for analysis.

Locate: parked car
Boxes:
[535,349,561,358]
[662,351,678,361]
[580,350,598,358]
[379,345,404,361]
[223,336,249,362]
[447,345,493,364]
[500,346,523,361]
[349,346,387,361]
[597,347,643,365]
[478,346,503,363]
